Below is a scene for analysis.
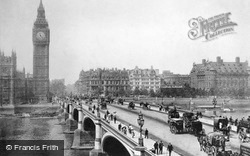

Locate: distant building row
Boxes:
[75,66,190,96]
[76,56,250,96]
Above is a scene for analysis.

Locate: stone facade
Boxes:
[190,56,250,94]
[161,70,190,87]
[32,0,50,102]
[128,66,161,92]
[0,51,33,105]
[76,68,130,96]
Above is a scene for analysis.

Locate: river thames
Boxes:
[0,117,90,156]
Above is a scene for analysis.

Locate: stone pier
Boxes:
[89,115,107,156]
[59,102,69,125]
[71,107,94,149]
[64,103,77,133]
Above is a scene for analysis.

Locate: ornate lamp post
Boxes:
[213,96,217,116]
[137,111,144,146]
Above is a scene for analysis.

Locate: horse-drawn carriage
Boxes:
[198,132,240,156]
[169,111,203,135]
[198,132,226,156]
[213,117,231,141]
[140,102,150,110]
[238,120,250,143]
[167,108,180,123]
[118,98,124,105]
[128,101,135,109]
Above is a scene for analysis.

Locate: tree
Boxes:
[50,79,66,97]
[133,87,141,96]
[155,89,161,97]
[141,89,148,96]
[149,89,156,97]
[118,87,126,97]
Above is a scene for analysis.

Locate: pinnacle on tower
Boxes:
[38,0,44,11]
[37,0,45,19]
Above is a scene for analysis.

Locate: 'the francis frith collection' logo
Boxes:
[188,12,237,41]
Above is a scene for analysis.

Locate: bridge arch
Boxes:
[72,108,78,121]
[82,116,95,138]
[101,132,133,156]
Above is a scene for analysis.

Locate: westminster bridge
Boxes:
[57,98,155,156]
[57,98,241,156]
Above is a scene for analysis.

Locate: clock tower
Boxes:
[33,0,50,103]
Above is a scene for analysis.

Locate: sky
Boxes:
[0,0,250,84]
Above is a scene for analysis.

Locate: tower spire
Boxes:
[38,0,44,11]
[37,0,45,19]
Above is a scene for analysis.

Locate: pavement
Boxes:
[83,101,179,156]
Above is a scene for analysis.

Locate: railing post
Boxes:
[78,107,83,130]
[94,118,102,150]
[69,103,73,119]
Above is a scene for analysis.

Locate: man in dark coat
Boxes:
[154,141,159,154]
[145,128,149,139]
[167,143,173,156]
[159,141,164,154]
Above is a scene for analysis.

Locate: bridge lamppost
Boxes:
[137,111,144,146]
[213,96,217,116]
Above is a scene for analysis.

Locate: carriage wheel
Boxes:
[205,146,210,154]
[210,146,217,156]
[170,126,177,134]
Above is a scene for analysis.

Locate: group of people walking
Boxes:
[153,141,173,156]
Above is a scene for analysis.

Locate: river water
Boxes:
[0,117,90,156]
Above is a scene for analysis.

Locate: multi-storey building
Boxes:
[129,66,161,92]
[190,56,250,94]
[76,68,130,96]
[161,70,190,87]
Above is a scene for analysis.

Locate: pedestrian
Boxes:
[159,141,163,154]
[104,114,107,120]
[110,113,113,121]
[122,126,127,135]
[93,105,96,110]
[145,128,149,139]
[131,127,135,138]
[235,118,238,126]
[114,115,117,124]
[237,123,240,133]
[118,123,122,131]
[128,124,132,134]
[154,141,159,154]
[106,110,110,116]
[167,143,173,156]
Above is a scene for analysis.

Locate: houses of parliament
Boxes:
[0,0,50,105]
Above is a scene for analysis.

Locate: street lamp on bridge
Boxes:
[137,111,144,146]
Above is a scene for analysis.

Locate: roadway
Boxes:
[100,101,241,156]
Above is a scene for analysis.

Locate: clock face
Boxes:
[36,32,45,40]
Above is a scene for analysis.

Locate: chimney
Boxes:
[236,57,240,63]
[216,56,221,63]
[202,59,206,65]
